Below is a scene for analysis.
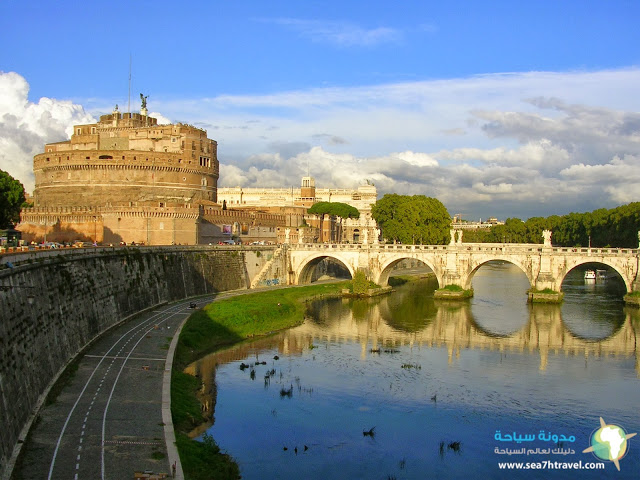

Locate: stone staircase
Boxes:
[250,246,286,288]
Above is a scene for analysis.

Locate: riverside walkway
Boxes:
[13,298,195,480]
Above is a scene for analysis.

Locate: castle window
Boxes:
[91,127,96,134]
[46,157,50,161]
[76,128,81,135]
[86,156,90,160]
[99,155,113,159]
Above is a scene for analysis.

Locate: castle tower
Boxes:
[299,176,316,206]
[19,111,220,245]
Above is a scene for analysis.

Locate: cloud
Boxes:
[4,68,640,221]
[0,71,95,192]
[261,18,402,47]
[149,111,172,125]
[312,133,348,145]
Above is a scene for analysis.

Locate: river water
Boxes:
[190,262,640,479]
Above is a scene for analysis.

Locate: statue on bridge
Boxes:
[542,230,552,247]
[457,229,463,245]
[450,229,456,245]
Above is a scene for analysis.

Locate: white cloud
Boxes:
[0,71,95,192]
[260,18,402,47]
[149,111,172,125]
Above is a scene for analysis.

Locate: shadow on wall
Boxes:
[18,219,99,244]
[102,226,124,246]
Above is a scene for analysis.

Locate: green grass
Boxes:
[176,433,240,480]
[174,282,346,369]
[528,287,559,294]
[171,371,206,433]
[441,284,463,291]
[434,284,474,299]
[626,291,640,297]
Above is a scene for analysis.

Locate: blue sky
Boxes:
[1,0,640,220]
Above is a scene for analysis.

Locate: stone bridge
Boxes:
[287,243,640,293]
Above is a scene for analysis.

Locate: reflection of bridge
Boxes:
[187,297,640,423]
[285,298,640,373]
[288,243,640,292]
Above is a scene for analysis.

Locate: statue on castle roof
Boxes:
[140,93,148,109]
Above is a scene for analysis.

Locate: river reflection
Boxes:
[189,263,640,479]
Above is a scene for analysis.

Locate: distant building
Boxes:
[451,215,504,230]
[218,176,379,244]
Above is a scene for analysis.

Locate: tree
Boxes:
[465,203,640,248]
[371,194,450,245]
[0,170,26,229]
[307,201,360,219]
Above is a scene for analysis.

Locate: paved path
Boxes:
[15,296,207,480]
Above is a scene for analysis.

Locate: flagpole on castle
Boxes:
[128,54,132,114]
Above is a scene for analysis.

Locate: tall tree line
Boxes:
[462,203,640,248]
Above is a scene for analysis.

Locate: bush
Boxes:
[352,269,369,294]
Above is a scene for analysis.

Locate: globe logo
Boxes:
[582,417,637,471]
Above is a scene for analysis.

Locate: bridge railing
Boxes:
[290,242,639,256]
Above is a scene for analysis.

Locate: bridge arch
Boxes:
[294,253,355,284]
[377,256,440,287]
[464,257,535,291]
[557,259,632,292]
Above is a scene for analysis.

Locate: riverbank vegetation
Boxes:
[462,202,640,248]
[172,282,347,480]
[434,284,474,299]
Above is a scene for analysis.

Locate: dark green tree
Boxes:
[0,170,26,228]
[307,201,360,219]
[465,203,640,248]
[371,194,450,244]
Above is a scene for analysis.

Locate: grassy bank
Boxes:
[172,282,347,480]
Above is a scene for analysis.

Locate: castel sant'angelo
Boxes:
[18,98,378,245]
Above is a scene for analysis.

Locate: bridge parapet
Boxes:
[288,243,640,295]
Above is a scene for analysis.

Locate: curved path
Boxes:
[15,296,209,480]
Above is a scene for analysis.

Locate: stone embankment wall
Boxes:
[0,246,277,478]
